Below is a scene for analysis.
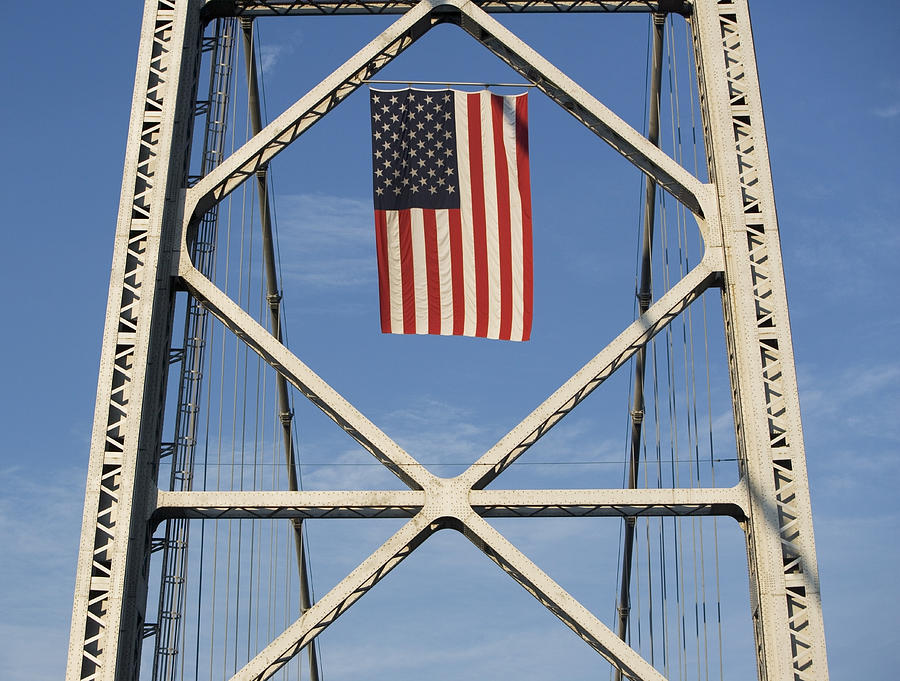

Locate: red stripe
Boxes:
[516,95,533,341]
[374,210,391,333]
[448,209,465,335]
[467,93,489,339]
[423,210,441,335]
[397,209,416,334]
[491,94,513,341]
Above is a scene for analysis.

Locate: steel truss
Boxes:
[67,1,828,680]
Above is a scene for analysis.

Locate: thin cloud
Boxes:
[274,193,376,289]
[873,102,900,118]
[259,43,293,75]
[0,466,85,680]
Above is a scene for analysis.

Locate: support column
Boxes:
[66,2,202,679]
[691,2,829,679]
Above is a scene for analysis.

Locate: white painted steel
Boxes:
[153,486,748,520]
[691,2,829,679]
[68,1,830,680]
[203,0,686,16]
[66,2,202,679]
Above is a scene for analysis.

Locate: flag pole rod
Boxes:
[364,79,535,88]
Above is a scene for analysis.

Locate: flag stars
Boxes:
[371,88,460,208]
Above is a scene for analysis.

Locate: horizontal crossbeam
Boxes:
[154,485,747,521]
[203,0,688,18]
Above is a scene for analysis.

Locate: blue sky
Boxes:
[1,2,898,680]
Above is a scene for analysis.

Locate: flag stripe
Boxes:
[410,209,428,333]
[491,93,513,341]
[479,93,501,340]
[374,210,391,333]
[516,95,533,341]
[501,96,524,342]
[384,211,404,333]
[448,208,465,336]
[435,210,454,335]
[398,209,416,334]
[455,94,477,337]
[423,209,441,334]
[467,93,490,339]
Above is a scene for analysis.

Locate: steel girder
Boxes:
[66,2,204,680]
[67,1,829,680]
[153,486,749,521]
[203,0,690,18]
[690,2,829,679]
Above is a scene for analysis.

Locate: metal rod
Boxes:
[364,79,534,88]
[240,18,321,681]
[614,12,665,679]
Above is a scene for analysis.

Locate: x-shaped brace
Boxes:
[178,243,721,681]
[170,2,730,679]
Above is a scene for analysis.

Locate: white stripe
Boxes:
[410,208,429,334]
[455,91,477,337]
[385,211,404,333]
[480,92,501,340]
[504,95,525,342]
[435,210,454,335]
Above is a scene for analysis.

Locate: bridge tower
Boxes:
[66,2,828,680]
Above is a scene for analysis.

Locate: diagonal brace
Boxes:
[459,513,668,681]
[230,512,441,681]
[452,0,711,221]
[460,252,721,490]
[184,0,438,228]
[180,263,437,490]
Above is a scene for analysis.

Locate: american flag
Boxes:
[370,88,533,341]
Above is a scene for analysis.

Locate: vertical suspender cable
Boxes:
[614,13,666,681]
[239,18,321,681]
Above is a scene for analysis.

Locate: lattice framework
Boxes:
[67,2,829,680]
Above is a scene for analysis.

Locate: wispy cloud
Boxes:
[274,193,375,290]
[873,102,900,118]
[800,361,900,441]
[0,466,85,680]
[259,43,293,75]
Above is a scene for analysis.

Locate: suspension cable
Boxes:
[239,18,321,681]
[614,13,666,681]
